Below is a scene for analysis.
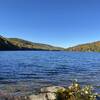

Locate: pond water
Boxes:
[0,51,100,94]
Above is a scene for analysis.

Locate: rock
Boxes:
[0,86,65,100]
[46,93,56,100]
[29,93,47,100]
[29,86,65,100]
[40,86,65,93]
[29,93,56,100]
[0,95,29,100]
[0,91,29,100]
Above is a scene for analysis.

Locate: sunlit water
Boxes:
[0,51,100,94]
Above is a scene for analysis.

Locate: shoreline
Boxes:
[0,82,100,100]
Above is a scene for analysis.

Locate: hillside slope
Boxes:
[8,38,64,50]
[66,41,100,52]
[0,35,19,50]
[0,35,64,51]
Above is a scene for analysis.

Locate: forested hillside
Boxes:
[66,41,100,52]
[0,35,64,51]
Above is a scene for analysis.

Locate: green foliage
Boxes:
[56,81,98,100]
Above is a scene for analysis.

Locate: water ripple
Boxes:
[0,51,100,93]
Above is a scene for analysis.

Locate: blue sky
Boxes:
[0,0,100,47]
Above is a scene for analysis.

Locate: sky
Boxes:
[0,0,100,47]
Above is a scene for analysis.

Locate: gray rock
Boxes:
[29,86,65,100]
[46,93,56,100]
[40,86,65,93]
[29,92,56,100]
[0,95,29,100]
[29,93,47,100]
[0,86,65,100]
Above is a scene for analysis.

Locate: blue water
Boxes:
[0,51,100,94]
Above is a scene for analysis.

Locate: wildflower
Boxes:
[84,90,89,94]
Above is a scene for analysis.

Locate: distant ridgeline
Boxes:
[1,35,100,52]
[0,35,64,51]
[66,41,100,52]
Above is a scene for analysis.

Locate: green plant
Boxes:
[56,81,98,100]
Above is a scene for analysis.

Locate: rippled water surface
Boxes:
[0,51,100,94]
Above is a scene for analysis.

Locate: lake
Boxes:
[0,51,100,94]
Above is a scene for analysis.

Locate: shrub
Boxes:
[56,81,99,100]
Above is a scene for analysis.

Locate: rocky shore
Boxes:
[0,86,64,100]
[0,82,100,100]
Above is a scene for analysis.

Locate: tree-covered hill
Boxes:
[0,35,19,50]
[0,35,64,51]
[8,38,64,51]
[66,41,100,52]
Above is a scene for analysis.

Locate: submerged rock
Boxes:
[0,95,29,100]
